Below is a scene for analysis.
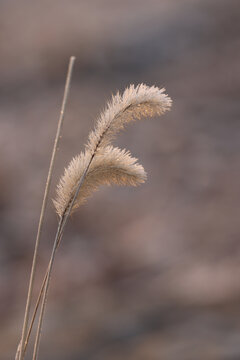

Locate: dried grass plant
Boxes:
[16,57,172,360]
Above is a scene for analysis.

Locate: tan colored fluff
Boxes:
[87,84,172,154]
[54,84,172,217]
[54,146,146,216]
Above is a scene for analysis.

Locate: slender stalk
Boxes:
[32,217,64,360]
[32,106,118,359]
[25,157,91,355]
[31,157,94,360]
[31,83,172,359]
[23,267,49,356]
[24,159,92,354]
[17,56,76,360]
[22,162,93,354]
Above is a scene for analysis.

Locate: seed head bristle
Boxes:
[54,84,172,217]
[54,146,146,216]
[87,84,172,154]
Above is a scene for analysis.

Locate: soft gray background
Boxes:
[1,1,240,359]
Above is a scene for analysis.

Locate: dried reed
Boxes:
[19,80,172,360]
[16,56,76,360]
[55,84,172,217]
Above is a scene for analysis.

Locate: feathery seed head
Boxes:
[54,84,172,217]
[54,146,146,216]
[87,84,172,154]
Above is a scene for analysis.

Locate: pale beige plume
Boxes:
[54,84,172,217]
[87,83,172,154]
[54,146,146,216]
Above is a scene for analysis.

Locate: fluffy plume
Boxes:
[54,83,172,217]
[87,84,172,154]
[54,146,146,216]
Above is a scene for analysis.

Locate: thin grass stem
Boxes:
[31,83,172,359]
[31,158,93,360]
[16,56,76,360]
[23,267,49,356]
[32,216,64,360]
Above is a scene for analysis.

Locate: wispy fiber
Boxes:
[54,146,146,216]
[87,83,172,154]
[54,84,172,217]
[32,83,171,360]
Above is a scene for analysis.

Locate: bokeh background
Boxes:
[1,1,240,359]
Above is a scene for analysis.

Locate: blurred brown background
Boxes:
[1,1,240,359]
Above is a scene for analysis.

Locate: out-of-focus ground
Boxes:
[1,1,240,359]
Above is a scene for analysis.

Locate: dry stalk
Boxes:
[16,56,76,360]
[31,83,172,359]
